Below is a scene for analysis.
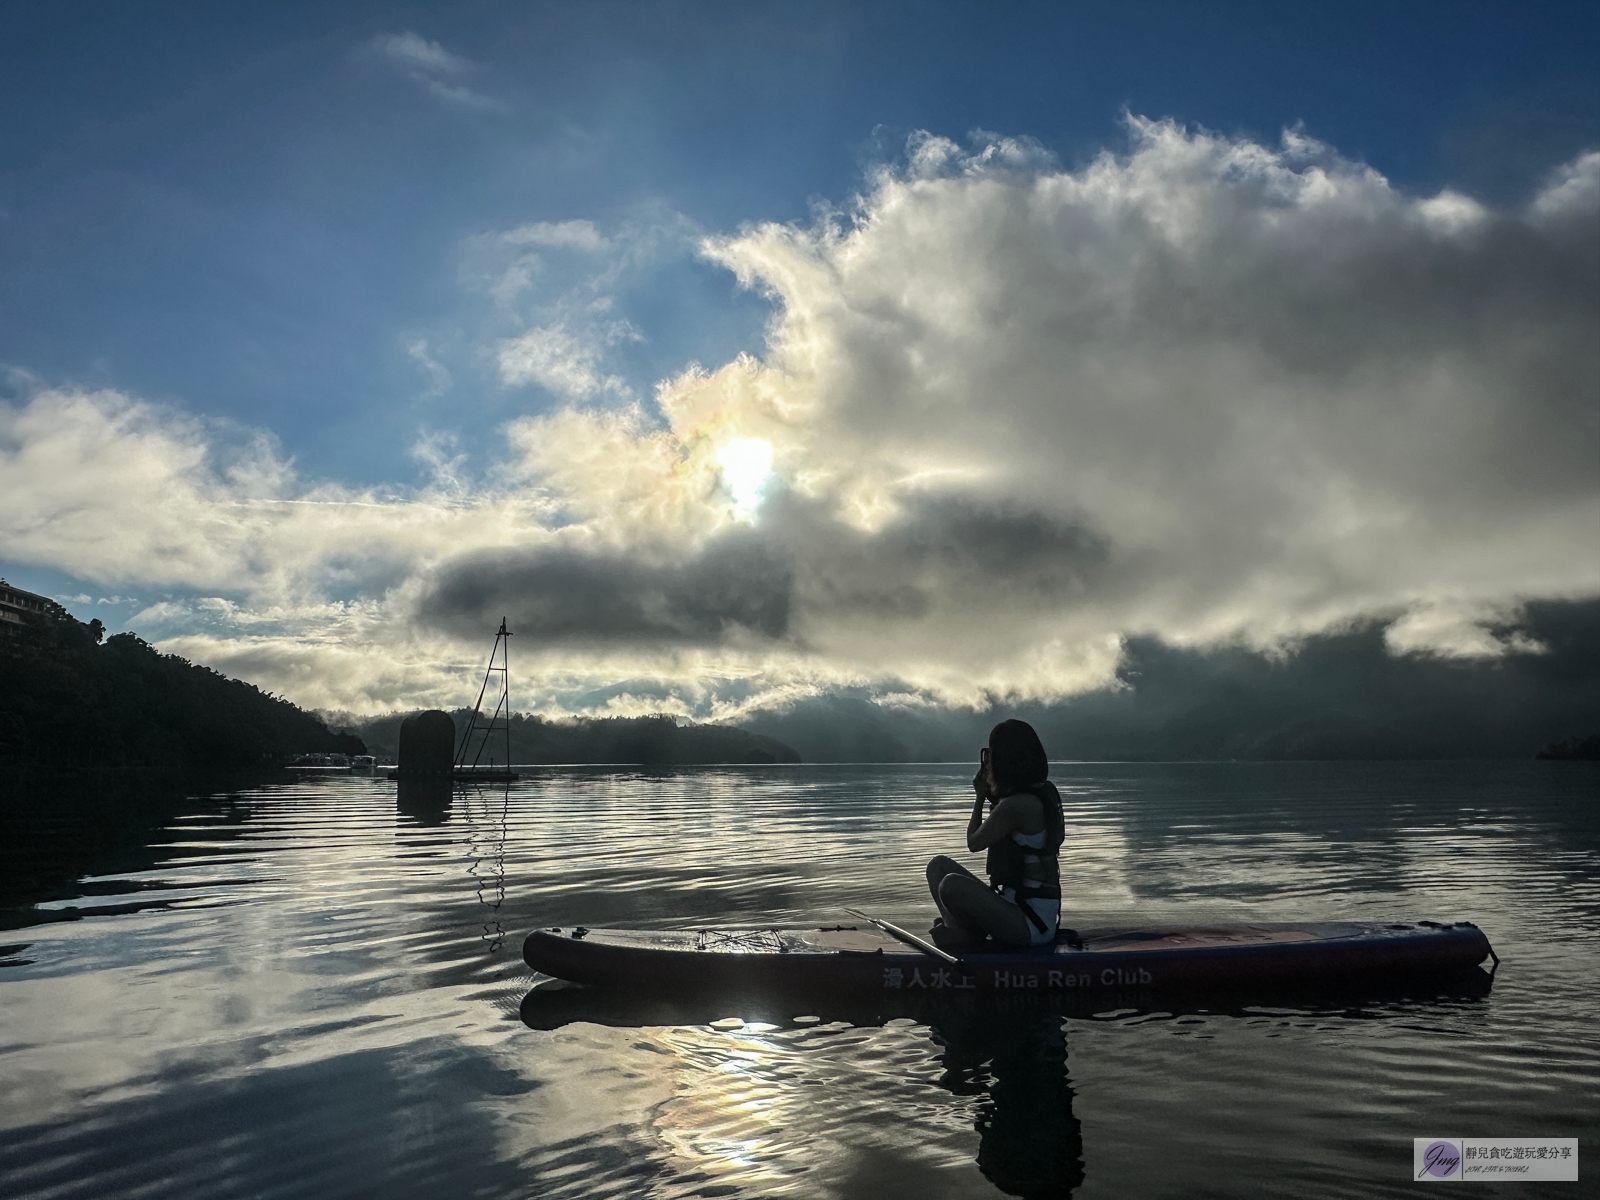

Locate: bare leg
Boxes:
[940,873,1032,945]
[926,855,1032,945]
[927,855,978,926]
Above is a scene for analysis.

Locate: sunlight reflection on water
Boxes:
[0,761,1596,1198]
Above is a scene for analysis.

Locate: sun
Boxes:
[716,438,772,517]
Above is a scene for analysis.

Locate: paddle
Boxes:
[844,908,964,966]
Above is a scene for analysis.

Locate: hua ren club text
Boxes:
[883,966,1154,989]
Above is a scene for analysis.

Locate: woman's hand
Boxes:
[972,748,992,801]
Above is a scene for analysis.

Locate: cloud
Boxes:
[3,120,1596,716]
[154,631,473,715]
[1383,599,1545,659]
[409,428,471,496]
[406,338,452,397]
[419,531,792,645]
[504,220,609,252]
[1529,150,1600,226]
[479,212,687,395]
[741,599,1600,761]
[369,31,501,110]
[410,486,1119,702]
[689,120,1598,655]
[0,387,557,604]
[497,324,634,399]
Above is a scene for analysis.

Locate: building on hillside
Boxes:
[0,579,53,641]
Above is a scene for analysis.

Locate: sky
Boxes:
[2,1,1597,722]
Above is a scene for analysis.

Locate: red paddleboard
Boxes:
[524,919,1493,997]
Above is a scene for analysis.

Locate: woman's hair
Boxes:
[988,719,1049,794]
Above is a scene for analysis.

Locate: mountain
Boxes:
[339,710,800,766]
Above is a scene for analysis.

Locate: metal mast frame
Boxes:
[456,618,513,772]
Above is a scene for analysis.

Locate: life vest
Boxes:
[985,780,1065,933]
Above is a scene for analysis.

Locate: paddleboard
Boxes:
[524,919,1493,996]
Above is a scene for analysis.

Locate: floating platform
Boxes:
[386,768,518,782]
[452,767,518,781]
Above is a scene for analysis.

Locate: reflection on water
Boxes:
[461,784,511,952]
[396,776,453,823]
[0,762,1595,1199]
[522,985,1089,1196]
[516,970,1497,1199]
[395,780,510,950]
[947,1007,1084,1198]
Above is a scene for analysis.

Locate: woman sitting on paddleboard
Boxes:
[927,719,1064,947]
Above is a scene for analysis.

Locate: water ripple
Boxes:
[0,761,1595,1198]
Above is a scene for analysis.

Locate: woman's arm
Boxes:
[967,794,1042,852]
[965,765,993,851]
[967,794,1020,852]
[965,787,989,852]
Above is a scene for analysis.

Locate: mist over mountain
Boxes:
[341,709,799,767]
[739,599,1600,762]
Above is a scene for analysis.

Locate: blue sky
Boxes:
[2,1,1596,714]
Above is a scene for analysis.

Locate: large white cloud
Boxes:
[676,121,1599,656]
[4,119,1596,714]
[0,387,559,599]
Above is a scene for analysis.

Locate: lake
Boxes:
[1,761,1595,1197]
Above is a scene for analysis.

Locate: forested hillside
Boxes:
[0,599,363,780]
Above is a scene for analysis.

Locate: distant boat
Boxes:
[287,753,352,772]
[351,755,377,775]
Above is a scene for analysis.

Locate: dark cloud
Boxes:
[417,531,791,645]
[1056,600,1599,761]
[793,493,1109,619]
[416,490,1109,647]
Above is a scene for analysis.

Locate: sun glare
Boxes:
[716,438,772,517]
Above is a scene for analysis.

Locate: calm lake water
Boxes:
[1,762,1595,1198]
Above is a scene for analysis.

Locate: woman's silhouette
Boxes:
[927,720,1066,948]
